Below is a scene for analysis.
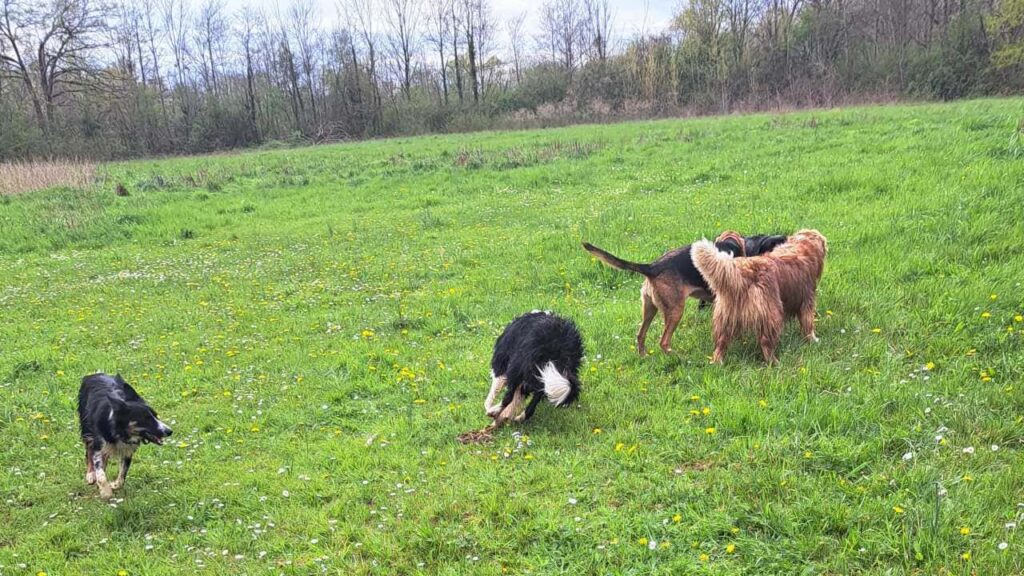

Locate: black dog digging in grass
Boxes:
[484,311,584,426]
[77,373,172,500]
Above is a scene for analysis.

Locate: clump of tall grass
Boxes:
[0,159,97,195]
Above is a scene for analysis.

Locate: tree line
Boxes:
[2,0,1023,160]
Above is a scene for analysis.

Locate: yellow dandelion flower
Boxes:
[730,527,740,534]
[361,329,374,339]
[705,427,716,435]
[804,451,813,459]
[250,425,260,433]
[56,370,65,377]
[726,543,736,554]
[871,328,881,333]
[960,527,970,535]
[991,294,998,301]
[962,474,973,482]
[414,399,426,404]
[699,553,710,562]
[701,407,711,416]
[981,312,991,318]
[690,395,700,402]
[118,570,129,576]
[659,541,671,549]
[672,514,682,523]
[925,362,935,371]
[893,506,905,514]
[637,538,648,546]
[614,442,625,451]
[1015,315,1023,323]
[758,399,768,408]
[592,428,602,434]
[961,551,971,561]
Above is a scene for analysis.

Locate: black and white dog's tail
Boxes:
[538,361,580,407]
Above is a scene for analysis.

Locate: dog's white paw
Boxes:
[110,479,123,490]
[513,412,526,423]
[808,334,820,343]
[86,472,96,485]
[486,407,501,418]
[99,486,114,500]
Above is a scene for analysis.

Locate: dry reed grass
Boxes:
[0,159,97,195]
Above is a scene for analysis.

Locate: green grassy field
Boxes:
[2,98,1023,575]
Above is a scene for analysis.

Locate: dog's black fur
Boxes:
[77,373,171,499]
[485,311,583,425]
[696,234,788,308]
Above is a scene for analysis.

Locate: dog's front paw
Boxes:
[808,333,820,343]
[486,407,501,418]
[99,486,114,500]
[110,479,123,490]
[513,412,526,423]
[86,472,96,485]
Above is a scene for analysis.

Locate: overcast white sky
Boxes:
[225,0,679,50]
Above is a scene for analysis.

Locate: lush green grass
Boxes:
[2,99,1023,575]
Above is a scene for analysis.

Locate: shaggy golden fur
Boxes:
[691,229,827,364]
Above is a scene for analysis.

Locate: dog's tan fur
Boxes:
[692,229,827,364]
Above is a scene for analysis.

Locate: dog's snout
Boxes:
[157,420,173,436]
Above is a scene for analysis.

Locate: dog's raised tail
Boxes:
[538,362,580,407]
[691,239,748,294]
[582,242,654,276]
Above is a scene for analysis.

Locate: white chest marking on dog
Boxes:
[538,362,572,406]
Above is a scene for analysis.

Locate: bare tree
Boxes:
[426,0,451,104]
[342,0,382,124]
[289,0,321,126]
[238,6,260,140]
[0,0,107,136]
[450,0,463,103]
[194,0,227,95]
[506,10,527,84]
[385,0,423,100]
[583,0,612,62]
[539,0,584,76]
[462,0,479,102]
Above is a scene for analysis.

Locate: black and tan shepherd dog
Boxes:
[77,373,172,499]
[583,231,787,355]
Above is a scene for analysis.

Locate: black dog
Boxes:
[583,231,787,354]
[77,373,172,499]
[484,311,584,425]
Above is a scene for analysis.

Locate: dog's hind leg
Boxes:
[493,385,525,427]
[91,444,113,500]
[760,307,784,365]
[84,441,96,485]
[636,283,658,356]
[658,291,687,354]
[799,301,819,343]
[711,317,732,364]
[515,394,545,423]
[111,456,132,491]
[484,372,507,417]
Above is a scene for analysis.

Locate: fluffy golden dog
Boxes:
[691,229,827,364]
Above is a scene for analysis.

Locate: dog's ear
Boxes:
[115,374,142,401]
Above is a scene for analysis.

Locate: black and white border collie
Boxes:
[77,373,172,499]
[484,311,583,425]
